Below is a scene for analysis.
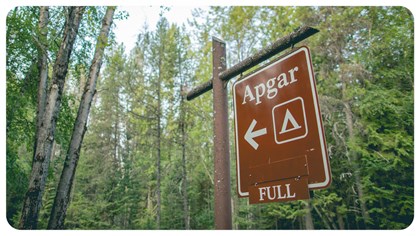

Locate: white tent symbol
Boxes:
[279,109,301,134]
[272,97,308,145]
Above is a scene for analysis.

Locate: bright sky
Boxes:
[113,6,201,53]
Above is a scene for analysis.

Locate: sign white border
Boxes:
[233,46,331,197]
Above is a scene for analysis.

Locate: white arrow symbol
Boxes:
[245,119,267,150]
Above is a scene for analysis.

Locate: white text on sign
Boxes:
[248,176,310,204]
[242,66,299,105]
[258,184,296,201]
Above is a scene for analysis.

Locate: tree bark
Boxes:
[180,90,190,230]
[344,102,370,228]
[304,200,314,229]
[342,80,370,228]
[179,41,190,229]
[156,54,162,230]
[33,6,49,153]
[337,208,345,229]
[47,7,116,229]
[19,6,85,229]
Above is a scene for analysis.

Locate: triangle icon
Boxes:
[279,109,301,134]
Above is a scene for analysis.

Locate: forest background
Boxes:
[3,1,416,232]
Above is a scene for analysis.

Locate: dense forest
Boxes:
[6,6,413,229]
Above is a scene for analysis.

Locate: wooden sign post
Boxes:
[212,38,232,229]
[186,26,320,228]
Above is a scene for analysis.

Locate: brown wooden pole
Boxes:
[212,37,232,229]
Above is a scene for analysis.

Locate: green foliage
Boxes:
[6,7,42,227]
[6,6,413,230]
[6,6,115,228]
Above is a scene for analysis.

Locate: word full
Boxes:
[258,183,296,201]
[242,66,299,105]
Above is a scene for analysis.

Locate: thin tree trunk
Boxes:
[156,49,162,230]
[37,7,49,127]
[342,80,370,228]
[147,185,153,212]
[47,7,115,229]
[337,208,345,229]
[298,215,303,229]
[19,7,84,229]
[179,44,190,229]
[156,108,161,230]
[33,6,49,155]
[304,200,314,229]
[181,96,190,229]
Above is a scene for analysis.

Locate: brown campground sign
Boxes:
[233,46,331,204]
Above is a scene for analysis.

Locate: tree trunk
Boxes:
[181,98,190,229]
[304,200,314,229]
[337,208,345,229]
[33,6,49,158]
[342,79,370,228]
[181,122,188,229]
[298,215,303,229]
[156,105,161,230]
[19,6,84,229]
[47,7,115,229]
[344,101,370,228]
[156,46,163,230]
[147,185,153,212]
[179,41,190,229]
